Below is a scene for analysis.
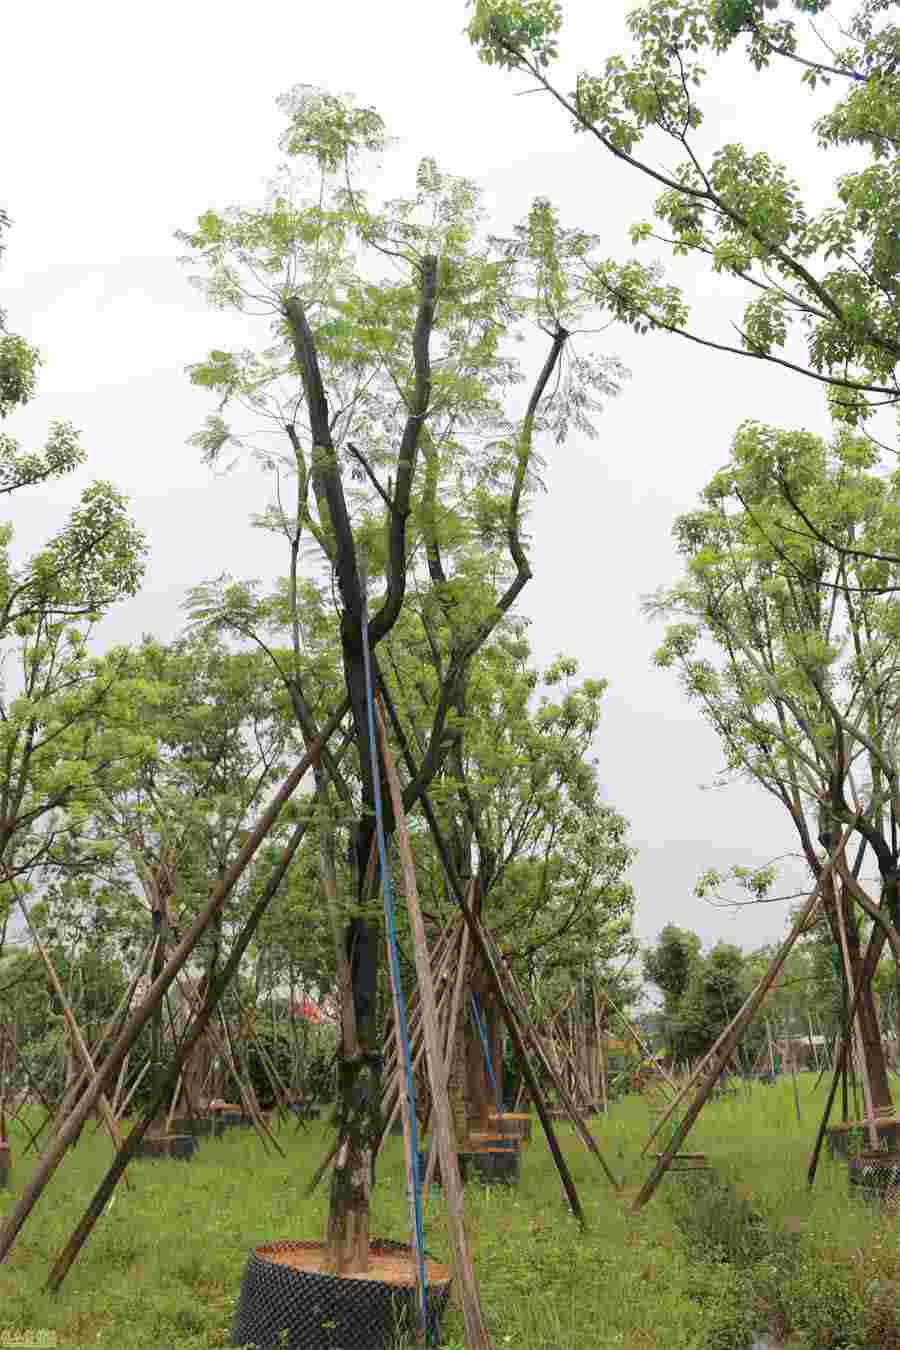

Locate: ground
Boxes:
[1,1076,899,1348]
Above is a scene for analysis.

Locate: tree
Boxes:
[642,923,702,1055]
[647,419,900,1109]
[675,940,746,1061]
[180,87,625,1270]
[26,628,310,1120]
[466,0,900,426]
[0,211,149,944]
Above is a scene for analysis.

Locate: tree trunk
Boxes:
[324,812,380,1275]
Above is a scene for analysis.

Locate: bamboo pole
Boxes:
[0,712,342,1271]
[424,919,470,1196]
[384,919,423,1335]
[42,747,338,1295]
[115,1059,151,1121]
[484,930,619,1191]
[16,899,131,1186]
[833,883,878,1150]
[629,822,856,1214]
[497,951,618,1178]
[808,934,884,1185]
[604,991,676,1097]
[371,666,613,1208]
[375,700,492,1350]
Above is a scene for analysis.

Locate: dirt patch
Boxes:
[256,1242,451,1288]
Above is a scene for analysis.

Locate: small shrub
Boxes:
[664,1174,771,1269]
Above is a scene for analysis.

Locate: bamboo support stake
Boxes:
[603,991,676,1096]
[164,1072,184,1135]
[481,921,619,1192]
[110,1052,130,1121]
[629,821,856,1215]
[424,917,470,1195]
[43,762,335,1295]
[375,701,492,1350]
[380,970,458,1137]
[0,716,340,1271]
[18,903,131,1187]
[494,947,617,1177]
[115,1060,151,1120]
[808,934,884,1185]
[384,924,421,1321]
[833,884,878,1150]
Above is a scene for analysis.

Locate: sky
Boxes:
[2,0,864,961]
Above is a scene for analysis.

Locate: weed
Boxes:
[663,1173,771,1269]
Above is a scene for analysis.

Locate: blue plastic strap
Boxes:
[360,581,428,1341]
[471,992,504,1115]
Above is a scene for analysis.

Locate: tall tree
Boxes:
[180,87,625,1269]
[642,923,702,1055]
[0,211,148,942]
[648,419,900,1108]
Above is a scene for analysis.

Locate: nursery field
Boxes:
[1,1076,899,1350]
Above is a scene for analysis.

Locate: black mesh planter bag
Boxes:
[416,1152,472,1186]
[469,1147,519,1185]
[134,1134,196,1161]
[848,1151,900,1209]
[231,1238,452,1350]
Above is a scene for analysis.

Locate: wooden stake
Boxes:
[834,881,878,1150]
[16,899,131,1187]
[629,821,856,1214]
[0,713,341,1271]
[375,700,492,1350]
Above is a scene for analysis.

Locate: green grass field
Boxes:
[1,1076,898,1349]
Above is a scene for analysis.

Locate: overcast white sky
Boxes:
[3,0,861,959]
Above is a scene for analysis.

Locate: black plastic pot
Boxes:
[0,1141,10,1187]
[135,1133,196,1162]
[231,1238,451,1350]
[469,1147,520,1185]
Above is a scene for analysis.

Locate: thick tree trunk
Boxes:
[325,813,381,1275]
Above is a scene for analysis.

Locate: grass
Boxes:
[1,1075,899,1349]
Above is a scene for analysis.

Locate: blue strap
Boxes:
[471,992,504,1115]
[360,581,428,1341]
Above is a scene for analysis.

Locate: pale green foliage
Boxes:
[466,0,563,69]
[390,625,637,983]
[0,421,85,496]
[29,630,308,966]
[467,0,900,419]
[0,333,42,417]
[647,416,900,902]
[0,212,148,905]
[180,88,626,815]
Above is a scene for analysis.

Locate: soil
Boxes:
[256,1242,451,1288]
